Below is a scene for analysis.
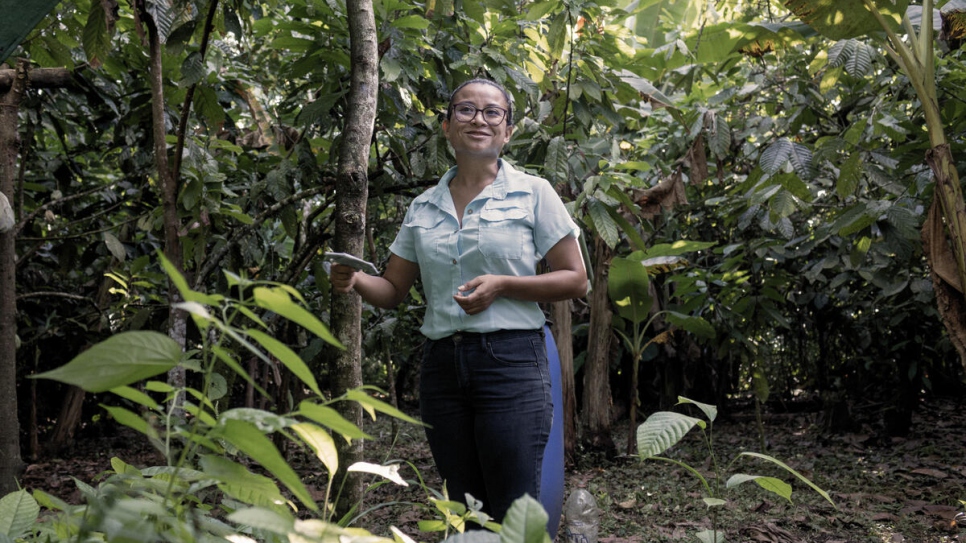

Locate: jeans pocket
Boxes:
[486,334,543,366]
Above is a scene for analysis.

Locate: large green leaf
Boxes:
[636,411,704,460]
[33,332,180,392]
[217,419,318,511]
[226,507,295,538]
[253,287,343,349]
[608,256,653,326]
[499,494,549,543]
[291,423,338,480]
[298,401,372,442]
[246,328,323,397]
[739,452,837,506]
[0,490,39,539]
[0,0,60,64]
[784,0,909,40]
[346,389,423,425]
[199,455,289,510]
[726,474,793,502]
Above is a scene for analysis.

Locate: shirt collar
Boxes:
[415,159,532,208]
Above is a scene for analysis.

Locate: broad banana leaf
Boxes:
[0,0,61,64]
[784,0,910,40]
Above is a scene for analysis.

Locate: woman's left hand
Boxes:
[453,275,504,315]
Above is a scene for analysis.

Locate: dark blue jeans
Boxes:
[420,329,552,522]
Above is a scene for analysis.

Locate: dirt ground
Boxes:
[17,395,966,543]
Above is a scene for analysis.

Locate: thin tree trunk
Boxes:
[0,58,28,495]
[581,237,615,456]
[550,301,577,466]
[330,0,378,519]
[141,3,187,398]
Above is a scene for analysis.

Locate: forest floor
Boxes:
[18,395,966,543]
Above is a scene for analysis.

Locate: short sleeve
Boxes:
[389,203,418,262]
[531,179,579,258]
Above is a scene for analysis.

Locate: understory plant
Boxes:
[637,397,836,543]
[0,254,551,543]
[608,242,717,454]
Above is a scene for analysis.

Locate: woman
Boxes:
[330,78,586,524]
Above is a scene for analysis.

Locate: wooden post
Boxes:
[0,60,70,494]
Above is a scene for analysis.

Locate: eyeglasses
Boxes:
[450,102,508,126]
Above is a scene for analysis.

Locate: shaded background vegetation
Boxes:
[3,0,965,479]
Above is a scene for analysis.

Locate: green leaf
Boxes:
[665,312,716,340]
[82,0,112,67]
[199,455,289,509]
[760,138,791,174]
[297,401,372,442]
[345,389,423,425]
[707,115,732,159]
[608,256,652,326]
[290,423,338,480]
[0,490,39,539]
[103,232,126,262]
[837,152,864,199]
[676,396,718,422]
[246,329,323,397]
[618,69,678,110]
[784,0,909,40]
[728,474,793,502]
[636,411,704,459]
[642,241,716,259]
[33,331,180,392]
[217,419,318,511]
[102,405,159,440]
[254,287,344,349]
[544,136,569,183]
[739,452,837,507]
[159,251,224,305]
[391,15,431,29]
[110,385,160,411]
[832,203,877,236]
[587,199,619,249]
[226,507,295,537]
[499,494,548,543]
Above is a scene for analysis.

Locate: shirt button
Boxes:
[467,209,474,214]
[451,259,458,265]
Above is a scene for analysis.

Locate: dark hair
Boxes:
[446,78,514,126]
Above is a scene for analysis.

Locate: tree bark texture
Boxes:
[142,6,187,393]
[550,301,578,466]
[581,237,615,456]
[0,67,72,92]
[330,0,378,519]
[0,58,28,494]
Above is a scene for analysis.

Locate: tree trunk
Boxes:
[0,57,28,495]
[550,301,577,466]
[141,4,187,399]
[581,237,615,457]
[330,0,378,519]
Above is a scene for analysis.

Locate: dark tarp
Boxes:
[0,0,62,64]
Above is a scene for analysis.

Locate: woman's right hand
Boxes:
[330,263,359,293]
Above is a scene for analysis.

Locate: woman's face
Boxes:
[443,83,513,160]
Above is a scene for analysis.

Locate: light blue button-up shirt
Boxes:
[389,160,579,340]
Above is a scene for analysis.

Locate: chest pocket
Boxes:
[405,207,451,259]
[479,203,530,260]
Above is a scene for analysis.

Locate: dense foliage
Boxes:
[4,0,965,473]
